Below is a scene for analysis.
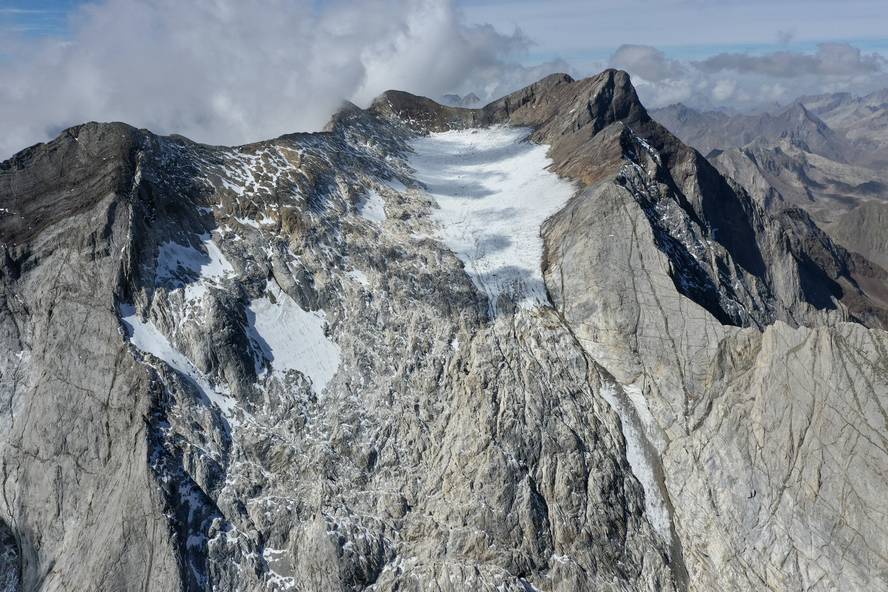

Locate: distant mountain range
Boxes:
[651,90,888,271]
[439,92,482,108]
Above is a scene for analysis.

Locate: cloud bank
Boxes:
[0,0,567,158]
[610,42,888,110]
[2,0,887,158]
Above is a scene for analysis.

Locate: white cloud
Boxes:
[610,45,685,82]
[607,43,888,110]
[0,0,566,158]
[711,79,737,102]
[4,1,888,158]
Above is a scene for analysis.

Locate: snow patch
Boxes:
[358,189,386,223]
[598,380,672,543]
[246,280,340,393]
[234,216,260,229]
[409,126,576,315]
[386,178,407,193]
[156,233,234,301]
[347,269,370,287]
[119,304,240,422]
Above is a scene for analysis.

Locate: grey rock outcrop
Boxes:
[1,69,886,592]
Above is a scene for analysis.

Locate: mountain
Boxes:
[709,137,888,219]
[799,88,888,167]
[653,99,888,236]
[439,92,481,108]
[824,200,888,271]
[651,101,857,162]
[1,70,887,592]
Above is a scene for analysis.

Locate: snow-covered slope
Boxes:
[246,279,340,392]
[410,126,576,314]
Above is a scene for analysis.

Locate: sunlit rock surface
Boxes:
[1,70,886,591]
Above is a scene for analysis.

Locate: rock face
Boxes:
[652,102,888,218]
[1,70,887,592]
[652,97,888,296]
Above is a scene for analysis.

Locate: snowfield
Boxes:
[119,303,239,421]
[246,280,341,393]
[358,189,387,223]
[599,381,673,544]
[156,233,234,301]
[409,126,576,315]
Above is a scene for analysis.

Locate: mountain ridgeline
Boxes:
[1,70,887,592]
[652,95,888,272]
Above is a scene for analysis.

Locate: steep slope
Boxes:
[653,98,888,282]
[0,124,184,591]
[652,101,888,219]
[0,70,886,592]
[1,78,680,592]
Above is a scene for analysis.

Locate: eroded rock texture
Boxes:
[1,70,886,591]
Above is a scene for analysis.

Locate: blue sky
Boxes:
[0,0,82,36]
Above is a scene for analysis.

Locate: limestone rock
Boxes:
[0,70,886,592]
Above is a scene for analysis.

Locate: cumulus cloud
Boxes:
[608,42,888,110]
[4,1,887,157]
[610,45,685,82]
[0,0,568,158]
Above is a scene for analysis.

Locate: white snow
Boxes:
[119,304,240,421]
[409,126,576,315]
[386,178,408,193]
[156,233,234,301]
[598,381,673,543]
[155,233,234,304]
[358,189,386,222]
[234,216,260,229]
[347,269,370,287]
[624,382,657,436]
[246,280,341,393]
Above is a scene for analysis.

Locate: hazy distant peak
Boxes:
[439,92,483,108]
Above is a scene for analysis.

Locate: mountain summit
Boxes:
[1,70,887,592]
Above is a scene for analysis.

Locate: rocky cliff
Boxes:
[1,70,886,591]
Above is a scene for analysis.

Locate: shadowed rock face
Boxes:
[1,70,887,592]
[651,99,888,264]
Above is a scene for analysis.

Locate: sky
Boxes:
[1,0,887,158]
